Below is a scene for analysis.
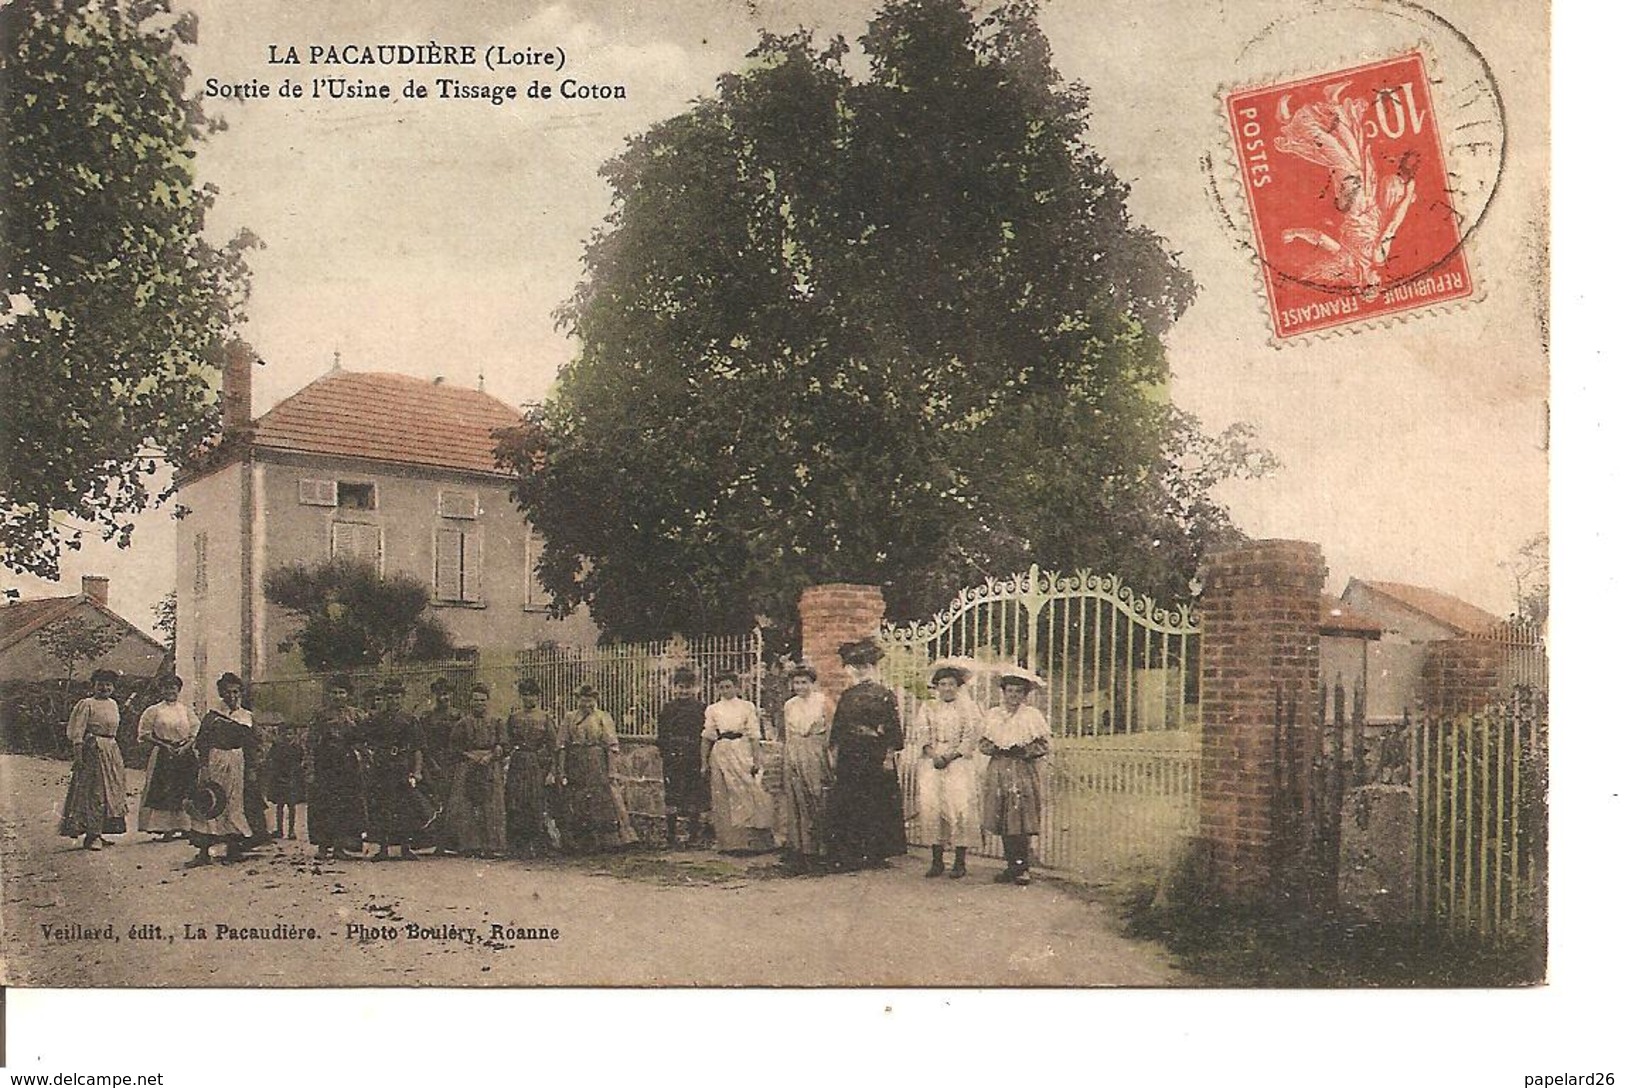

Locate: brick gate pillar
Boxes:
[1197,539,1326,907]
[798,584,887,698]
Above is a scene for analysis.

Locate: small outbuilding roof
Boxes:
[0,594,164,656]
[1319,595,1383,639]
[1345,579,1502,636]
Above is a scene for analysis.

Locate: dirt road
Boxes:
[0,753,1188,986]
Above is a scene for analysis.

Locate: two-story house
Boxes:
[173,342,595,701]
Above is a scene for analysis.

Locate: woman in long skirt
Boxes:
[441,682,508,857]
[185,673,255,867]
[979,669,1050,886]
[780,663,831,871]
[307,676,366,860]
[360,680,427,861]
[914,664,982,879]
[827,639,907,868]
[58,669,127,850]
[702,673,776,855]
[557,685,636,852]
[505,679,558,859]
[136,674,198,838]
[415,677,459,849]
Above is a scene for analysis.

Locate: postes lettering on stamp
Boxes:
[1224,51,1473,339]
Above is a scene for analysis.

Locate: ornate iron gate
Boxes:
[876,565,1201,881]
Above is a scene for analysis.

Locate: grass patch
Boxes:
[1125,889,1546,986]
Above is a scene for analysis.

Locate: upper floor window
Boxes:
[337,481,377,510]
[298,479,337,507]
[438,489,479,520]
[435,527,481,603]
[300,478,378,511]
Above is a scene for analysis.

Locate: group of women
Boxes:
[292,674,638,861]
[56,669,641,866]
[58,641,1054,884]
[58,670,262,863]
[688,637,1051,885]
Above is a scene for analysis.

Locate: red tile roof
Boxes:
[0,594,164,655]
[1350,580,1502,636]
[0,596,79,653]
[251,371,523,476]
[1319,595,1383,638]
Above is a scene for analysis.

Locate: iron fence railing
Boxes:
[1412,688,1548,938]
[249,630,764,741]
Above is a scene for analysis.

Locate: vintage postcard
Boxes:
[1,0,1549,1000]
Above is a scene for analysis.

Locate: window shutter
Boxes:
[358,524,382,572]
[462,532,482,602]
[194,532,209,593]
[439,489,478,520]
[332,521,357,560]
[299,479,338,506]
[435,528,462,600]
[333,523,382,572]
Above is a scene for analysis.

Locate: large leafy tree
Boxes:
[1,0,256,579]
[500,0,1265,640]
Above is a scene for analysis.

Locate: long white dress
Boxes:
[781,691,832,855]
[703,697,775,852]
[913,696,982,848]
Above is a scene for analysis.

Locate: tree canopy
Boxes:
[263,560,455,672]
[499,0,1267,641]
[1,0,256,580]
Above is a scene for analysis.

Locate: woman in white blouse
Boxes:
[979,670,1050,885]
[58,668,127,850]
[780,663,832,872]
[914,664,982,878]
[701,673,776,854]
[136,674,199,837]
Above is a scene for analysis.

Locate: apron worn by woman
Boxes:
[59,696,128,840]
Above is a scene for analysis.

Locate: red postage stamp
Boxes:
[1224,51,1473,340]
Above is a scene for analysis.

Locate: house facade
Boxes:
[0,575,167,683]
[174,343,595,705]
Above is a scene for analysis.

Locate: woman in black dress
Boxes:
[826,638,907,869]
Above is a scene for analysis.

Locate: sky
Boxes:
[4,0,1549,633]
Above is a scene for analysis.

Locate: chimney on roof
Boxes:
[222,338,256,430]
[81,575,109,605]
